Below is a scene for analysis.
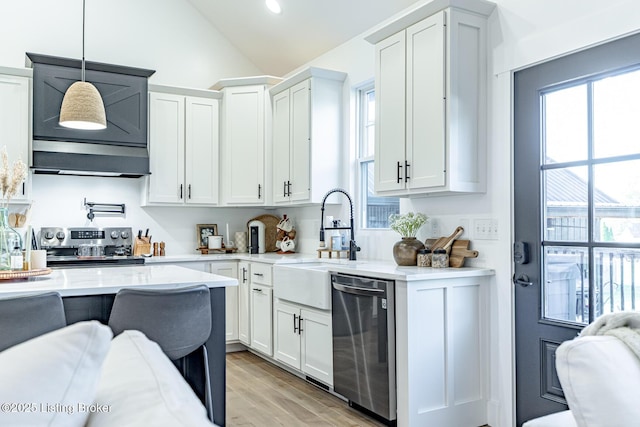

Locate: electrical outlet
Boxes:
[474,218,498,240]
[430,219,441,237]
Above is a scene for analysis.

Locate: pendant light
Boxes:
[59,0,106,130]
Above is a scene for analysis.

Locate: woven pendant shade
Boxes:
[59,81,106,130]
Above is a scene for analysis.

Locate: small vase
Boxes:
[0,207,20,270]
[392,237,425,266]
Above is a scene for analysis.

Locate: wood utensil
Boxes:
[429,226,464,252]
[441,227,464,253]
[449,239,479,268]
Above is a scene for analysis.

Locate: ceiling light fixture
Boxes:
[59,0,107,130]
[265,0,282,14]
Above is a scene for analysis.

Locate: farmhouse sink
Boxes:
[273,263,331,310]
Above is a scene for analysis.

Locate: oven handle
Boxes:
[332,282,384,297]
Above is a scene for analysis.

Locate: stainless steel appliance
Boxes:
[40,227,144,268]
[331,272,396,424]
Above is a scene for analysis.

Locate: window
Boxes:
[541,67,640,324]
[356,84,399,229]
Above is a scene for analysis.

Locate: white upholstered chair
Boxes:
[523,333,640,427]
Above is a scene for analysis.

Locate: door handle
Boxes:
[397,161,402,183]
[293,313,298,333]
[332,282,384,296]
[405,160,410,182]
[513,274,533,287]
[242,268,247,283]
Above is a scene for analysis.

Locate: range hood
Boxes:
[27,53,156,177]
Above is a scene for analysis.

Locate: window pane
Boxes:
[594,160,640,242]
[543,85,588,164]
[361,161,399,228]
[594,69,640,159]
[544,166,588,241]
[543,246,588,324]
[593,248,640,316]
[360,88,376,158]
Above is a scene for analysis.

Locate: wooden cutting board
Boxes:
[424,238,478,267]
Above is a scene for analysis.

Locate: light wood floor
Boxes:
[226,351,385,426]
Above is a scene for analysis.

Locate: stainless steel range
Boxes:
[40,227,145,268]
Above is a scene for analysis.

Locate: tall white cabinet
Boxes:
[145,85,221,206]
[270,67,346,205]
[366,4,492,196]
[213,76,282,206]
[0,70,31,202]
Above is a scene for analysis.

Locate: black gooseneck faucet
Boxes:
[319,188,360,261]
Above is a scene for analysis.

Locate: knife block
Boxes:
[133,237,151,256]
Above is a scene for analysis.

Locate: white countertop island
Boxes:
[0,265,238,298]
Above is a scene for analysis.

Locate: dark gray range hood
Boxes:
[27,53,156,178]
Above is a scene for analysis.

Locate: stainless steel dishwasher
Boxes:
[331,272,396,424]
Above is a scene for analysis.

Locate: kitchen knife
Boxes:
[138,230,142,239]
[145,229,149,237]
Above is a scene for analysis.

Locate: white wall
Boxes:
[0,0,262,87]
[287,1,640,426]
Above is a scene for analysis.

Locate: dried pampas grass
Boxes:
[0,146,27,207]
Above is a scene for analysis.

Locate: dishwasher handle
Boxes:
[332,282,384,297]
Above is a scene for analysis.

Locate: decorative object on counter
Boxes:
[235,231,248,253]
[208,235,223,250]
[30,250,47,270]
[389,212,427,266]
[159,241,165,256]
[0,267,52,280]
[425,227,478,268]
[83,198,125,222]
[153,242,159,257]
[417,248,432,267]
[58,0,107,130]
[247,214,280,252]
[319,188,360,260]
[317,247,349,259]
[276,214,296,253]
[196,224,218,249]
[0,147,27,271]
[431,249,449,268]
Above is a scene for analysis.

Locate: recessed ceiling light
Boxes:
[265,0,281,14]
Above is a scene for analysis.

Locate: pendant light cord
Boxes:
[81,0,86,82]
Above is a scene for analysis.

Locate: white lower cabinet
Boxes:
[250,284,273,356]
[274,299,333,386]
[209,262,238,343]
[237,261,250,345]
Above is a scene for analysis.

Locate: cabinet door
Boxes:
[0,75,29,201]
[288,80,311,202]
[148,92,185,203]
[274,300,301,370]
[300,308,333,385]
[237,262,251,345]
[210,262,238,343]
[250,284,272,356]
[272,90,291,203]
[374,31,407,193]
[406,12,446,190]
[222,85,265,204]
[185,97,219,205]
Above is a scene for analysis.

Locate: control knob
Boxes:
[44,231,55,240]
[120,230,130,239]
[110,231,120,239]
[55,231,65,241]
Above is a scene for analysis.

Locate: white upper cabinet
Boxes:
[0,71,30,202]
[367,2,493,196]
[270,68,346,205]
[145,86,220,206]
[214,76,282,206]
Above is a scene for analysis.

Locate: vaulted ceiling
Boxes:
[186,0,421,76]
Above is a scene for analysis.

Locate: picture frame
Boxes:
[196,224,218,249]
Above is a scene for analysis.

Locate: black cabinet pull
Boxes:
[283,181,287,197]
[405,160,410,182]
[242,268,247,283]
[293,313,298,333]
[287,180,292,196]
[258,184,262,199]
[253,272,264,277]
[22,182,25,195]
[298,316,303,334]
[252,288,263,293]
[179,184,183,199]
[397,161,402,183]
[188,184,192,199]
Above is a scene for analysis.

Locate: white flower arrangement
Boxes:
[0,146,27,208]
[389,212,428,238]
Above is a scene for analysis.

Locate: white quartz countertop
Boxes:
[0,265,238,298]
[146,253,494,282]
